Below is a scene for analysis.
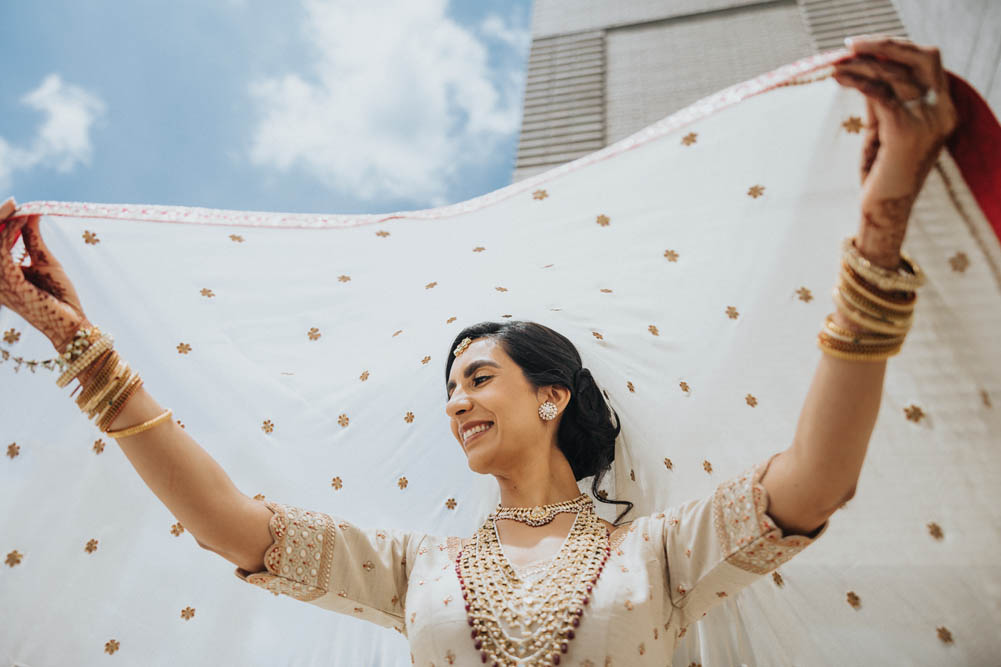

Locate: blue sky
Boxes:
[0,0,533,214]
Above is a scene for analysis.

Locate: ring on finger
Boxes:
[902,87,938,108]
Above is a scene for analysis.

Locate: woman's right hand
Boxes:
[1,197,93,353]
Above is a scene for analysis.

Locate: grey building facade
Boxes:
[513,0,1001,183]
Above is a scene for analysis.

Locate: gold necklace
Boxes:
[455,495,611,666]
[492,493,591,527]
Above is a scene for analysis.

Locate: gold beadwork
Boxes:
[107,408,173,439]
[453,337,473,357]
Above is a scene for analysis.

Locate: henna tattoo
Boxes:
[858,208,908,269]
[22,267,68,301]
[860,132,880,184]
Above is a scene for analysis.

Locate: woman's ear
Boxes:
[539,384,572,413]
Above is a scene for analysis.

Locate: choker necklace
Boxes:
[456,493,611,665]
[491,493,591,527]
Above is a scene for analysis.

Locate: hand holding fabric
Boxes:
[0,197,92,353]
[832,36,959,268]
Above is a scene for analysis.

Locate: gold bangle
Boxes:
[823,316,905,345]
[837,279,914,325]
[840,260,916,309]
[98,373,143,430]
[841,236,925,292]
[107,408,172,439]
[76,352,120,411]
[85,360,129,417]
[833,289,913,335]
[58,334,113,387]
[818,331,902,353]
[817,336,901,362]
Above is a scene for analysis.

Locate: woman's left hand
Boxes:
[832,35,959,268]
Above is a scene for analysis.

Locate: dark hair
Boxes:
[445,320,634,525]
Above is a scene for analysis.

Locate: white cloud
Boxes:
[0,74,106,190]
[480,13,531,53]
[247,0,527,204]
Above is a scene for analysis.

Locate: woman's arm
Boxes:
[759,35,958,535]
[107,384,274,572]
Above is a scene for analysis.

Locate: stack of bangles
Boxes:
[818,235,926,362]
[55,329,172,438]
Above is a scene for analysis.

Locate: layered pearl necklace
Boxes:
[455,493,611,666]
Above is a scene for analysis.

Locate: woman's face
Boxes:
[445,337,566,475]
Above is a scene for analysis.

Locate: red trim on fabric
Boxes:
[945,72,1001,242]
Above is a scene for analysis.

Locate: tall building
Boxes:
[513,0,1000,183]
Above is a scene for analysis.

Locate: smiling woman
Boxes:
[443,320,632,524]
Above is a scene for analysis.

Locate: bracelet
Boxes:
[817,337,901,362]
[837,279,914,324]
[840,260,916,309]
[98,373,144,431]
[841,236,925,292]
[57,333,114,388]
[833,289,913,336]
[107,408,172,439]
[823,315,905,345]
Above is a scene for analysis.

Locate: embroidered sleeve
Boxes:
[232,500,425,634]
[652,453,829,628]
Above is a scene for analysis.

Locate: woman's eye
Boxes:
[473,376,491,385]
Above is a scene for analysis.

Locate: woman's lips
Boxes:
[464,423,494,445]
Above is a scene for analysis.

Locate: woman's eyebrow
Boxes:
[447,360,502,394]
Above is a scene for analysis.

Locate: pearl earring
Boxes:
[538,401,558,421]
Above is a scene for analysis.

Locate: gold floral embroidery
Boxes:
[681,132,697,145]
[842,116,864,133]
[747,185,765,198]
[495,286,508,292]
[927,522,943,540]
[5,443,18,458]
[473,246,485,252]
[664,249,679,261]
[404,411,415,423]
[235,501,335,602]
[85,539,98,553]
[648,325,659,336]
[93,439,105,454]
[421,355,431,364]
[846,591,861,609]
[181,606,195,620]
[532,189,548,200]
[679,381,690,393]
[338,414,349,427]
[712,456,826,574]
[177,343,192,354]
[703,460,713,474]
[446,498,457,510]
[630,469,635,481]
[253,493,266,501]
[398,477,408,489]
[307,327,321,340]
[229,234,244,242]
[745,394,758,407]
[376,230,390,237]
[596,214,610,226]
[726,305,739,319]
[664,458,673,470]
[104,639,120,655]
[772,571,784,586]
[331,477,342,490]
[600,288,612,293]
[904,405,925,422]
[627,381,635,392]
[425,281,437,289]
[2,328,20,344]
[948,252,969,272]
[338,275,351,282]
[446,316,457,323]
[262,420,274,433]
[6,550,24,566]
[170,522,184,536]
[200,288,215,298]
[592,331,604,340]
[796,287,813,302]
[936,627,953,644]
[360,370,370,381]
[446,649,456,664]
[637,642,645,654]
[501,314,513,318]
[83,230,100,244]
[393,330,403,337]
[362,560,375,572]
[716,591,727,598]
